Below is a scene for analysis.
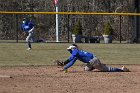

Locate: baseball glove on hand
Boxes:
[54,60,65,66]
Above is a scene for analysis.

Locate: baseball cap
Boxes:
[67,45,76,50]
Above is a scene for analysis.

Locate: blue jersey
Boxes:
[64,48,96,70]
[22,21,34,32]
[22,22,28,32]
[28,21,34,29]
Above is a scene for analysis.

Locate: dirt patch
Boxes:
[0,65,140,93]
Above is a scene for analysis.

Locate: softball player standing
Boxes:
[22,18,35,50]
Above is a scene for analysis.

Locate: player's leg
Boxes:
[107,66,123,72]
[88,57,109,71]
[84,63,95,71]
[107,66,129,72]
[26,33,32,50]
[85,57,130,72]
[88,57,130,72]
[31,32,37,42]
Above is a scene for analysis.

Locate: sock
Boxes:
[108,67,123,72]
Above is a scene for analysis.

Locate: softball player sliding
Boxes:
[62,44,129,72]
[22,18,35,50]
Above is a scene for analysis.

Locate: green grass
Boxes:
[0,43,139,66]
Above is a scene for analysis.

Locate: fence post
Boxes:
[16,14,18,43]
[135,0,140,43]
[119,15,122,43]
[67,15,70,43]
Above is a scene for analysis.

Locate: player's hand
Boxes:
[59,69,68,73]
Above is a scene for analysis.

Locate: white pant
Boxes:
[84,57,108,71]
[26,27,36,42]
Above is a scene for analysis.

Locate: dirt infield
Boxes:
[0,65,140,93]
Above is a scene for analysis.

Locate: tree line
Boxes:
[0,0,137,42]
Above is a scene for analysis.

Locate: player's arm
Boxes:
[60,48,78,66]
[63,57,77,70]
[22,24,26,32]
[63,49,77,64]
[22,24,29,32]
[28,27,34,33]
[28,21,35,33]
[63,59,70,65]
[63,50,78,70]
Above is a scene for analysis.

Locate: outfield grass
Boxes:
[0,43,139,66]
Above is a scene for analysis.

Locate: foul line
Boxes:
[0,75,11,78]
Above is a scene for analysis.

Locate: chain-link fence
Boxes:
[0,0,139,43]
[0,13,137,43]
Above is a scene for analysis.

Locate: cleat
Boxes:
[27,48,32,50]
[121,66,130,72]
